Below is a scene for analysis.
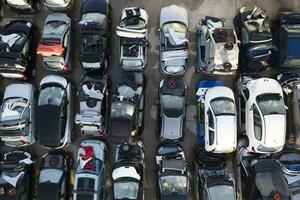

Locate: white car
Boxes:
[196,80,237,153]
[237,74,286,153]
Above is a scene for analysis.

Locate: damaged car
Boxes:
[234,6,277,72]
[37,13,72,72]
[37,150,73,200]
[0,20,35,79]
[157,78,186,142]
[195,16,239,74]
[108,72,145,144]
[196,80,237,153]
[116,7,149,71]
[75,73,109,136]
[112,141,145,200]
[5,0,40,13]
[78,0,110,70]
[37,75,74,149]
[159,5,189,75]
[0,83,36,147]
[237,74,286,153]
[73,138,107,200]
[0,151,34,200]
[156,143,189,200]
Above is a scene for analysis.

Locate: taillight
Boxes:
[63,63,68,70]
[99,127,105,136]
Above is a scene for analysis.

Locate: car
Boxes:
[75,73,109,136]
[0,20,35,79]
[108,72,145,144]
[276,72,300,147]
[37,75,73,149]
[159,5,189,75]
[0,151,34,200]
[43,0,73,11]
[195,147,236,200]
[5,0,40,13]
[273,12,300,68]
[37,13,72,72]
[73,138,107,200]
[237,74,286,153]
[116,7,149,71]
[234,6,277,72]
[0,83,36,147]
[275,148,300,200]
[195,16,239,74]
[196,80,237,153]
[37,150,73,200]
[78,0,110,70]
[112,141,145,200]
[157,78,186,142]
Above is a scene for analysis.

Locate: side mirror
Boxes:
[249,105,253,111]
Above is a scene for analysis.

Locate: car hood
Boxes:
[264,115,286,147]
[215,116,236,152]
[160,5,188,27]
[162,115,183,140]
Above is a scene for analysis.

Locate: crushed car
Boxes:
[195,146,236,200]
[5,0,40,13]
[234,6,277,72]
[0,83,36,147]
[237,74,286,153]
[78,0,110,70]
[116,7,149,71]
[112,141,145,200]
[0,151,34,200]
[37,13,72,72]
[196,80,237,153]
[37,75,74,149]
[75,73,109,136]
[108,72,145,144]
[159,5,189,75]
[195,16,239,74]
[156,143,189,200]
[157,78,186,142]
[37,150,73,200]
[273,12,300,68]
[43,0,73,11]
[73,138,107,200]
[0,20,35,79]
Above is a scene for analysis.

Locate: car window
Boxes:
[114,181,139,199]
[45,0,68,5]
[209,130,214,145]
[162,22,187,34]
[197,103,204,123]
[39,86,65,106]
[208,109,214,128]
[253,104,262,141]
[210,97,235,116]
[44,21,67,35]
[207,185,235,200]
[7,0,30,6]
[76,177,95,191]
[256,94,285,115]
[63,32,69,48]
[39,169,63,183]
[161,95,184,118]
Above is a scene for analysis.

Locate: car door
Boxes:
[205,107,216,151]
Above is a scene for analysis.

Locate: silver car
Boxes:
[159,5,189,75]
[0,83,36,147]
[43,0,73,11]
[157,78,186,141]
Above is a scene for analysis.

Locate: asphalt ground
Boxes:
[0,0,299,199]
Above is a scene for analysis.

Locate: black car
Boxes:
[234,6,277,72]
[156,144,189,200]
[195,147,236,200]
[5,0,39,14]
[0,151,34,200]
[112,141,145,200]
[0,20,35,79]
[78,0,110,70]
[273,12,300,68]
[37,150,73,200]
[108,72,145,144]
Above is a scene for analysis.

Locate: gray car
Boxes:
[0,83,36,147]
[157,78,186,141]
[159,5,189,75]
[43,0,73,11]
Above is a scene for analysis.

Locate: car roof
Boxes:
[109,118,132,144]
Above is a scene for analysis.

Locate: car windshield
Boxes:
[44,21,67,35]
[161,95,184,118]
[39,169,63,183]
[39,86,65,106]
[165,65,184,74]
[44,60,64,70]
[80,13,106,25]
[160,175,187,195]
[7,0,30,7]
[210,97,235,116]
[122,59,143,67]
[114,181,139,199]
[111,102,135,119]
[45,0,69,5]
[162,22,187,34]
[121,19,146,29]
[207,185,235,200]
[256,94,285,115]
